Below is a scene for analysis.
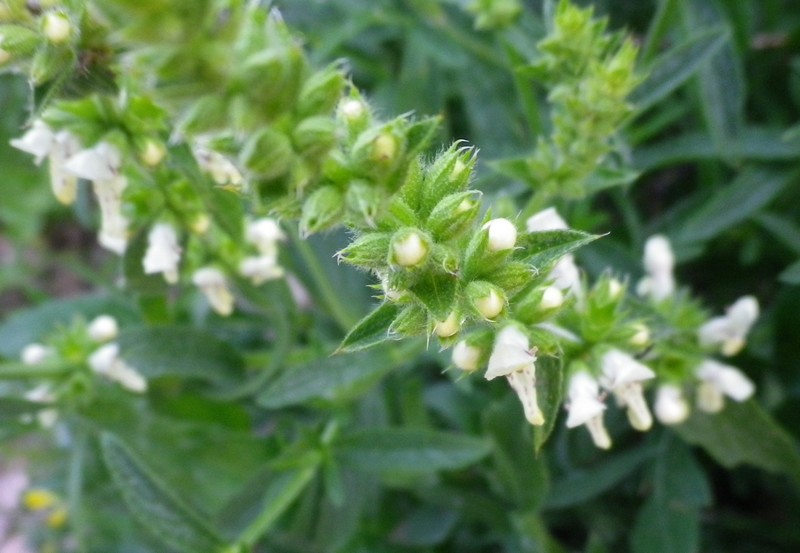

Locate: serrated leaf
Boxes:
[516,229,600,271]
[545,446,655,509]
[410,272,458,321]
[532,356,563,453]
[335,428,491,473]
[101,433,226,553]
[674,400,800,489]
[337,302,401,353]
[257,348,398,408]
[0,295,138,358]
[631,27,727,113]
[117,326,245,387]
[673,167,795,246]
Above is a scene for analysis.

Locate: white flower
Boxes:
[599,349,655,431]
[654,384,690,425]
[48,131,81,204]
[65,142,121,181]
[392,231,427,267]
[525,207,582,293]
[636,235,675,301]
[452,340,481,372]
[698,296,759,356]
[486,326,544,426]
[483,218,517,252]
[194,147,243,187]
[192,267,235,316]
[239,256,285,285]
[434,312,460,338]
[20,343,52,365]
[245,218,285,258]
[25,385,58,428]
[88,343,147,393]
[10,120,54,163]
[475,288,505,320]
[143,223,182,284]
[695,359,754,413]
[87,315,119,342]
[566,371,611,449]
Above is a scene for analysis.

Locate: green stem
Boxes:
[288,225,359,332]
[67,422,89,548]
[0,362,75,380]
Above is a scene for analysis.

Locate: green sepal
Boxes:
[297,62,346,117]
[337,302,401,353]
[426,190,482,242]
[515,229,601,270]
[292,116,337,158]
[0,24,40,57]
[336,232,392,270]
[240,127,294,180]
[409,271,459,321]
[389,304,428,337]
[345,181,384,229]
[484,261,535,293]
[300,185,344,236]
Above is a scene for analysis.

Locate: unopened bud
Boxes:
[540,286,564,310]
[21,343,51,365]
[88,315,119,342]
[483,218,517,252]
[391,230,428,267]
[452,341,481,372]
[339,99,366,121]
[373,132,397,163]
[140,140,166,167]
[434,312,460,338]
[629,323,650,346]
[475,288,505,320]
[608,278,623,299]
[190,214,210,234]
[43,12,72,44]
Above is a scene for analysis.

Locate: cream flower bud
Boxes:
[381,278,403,301]
[373,133,397,162]
[486,326,543,425]
[392,231,428,267]
[434,312,460,338]
[141,140,166,167]
[143,223,182,284]
[452,341,481,372]
[629,324,650,347]
[540,286,564,310]
[654,384,690,425]
[637,235,675,301]
[87,315,119,342]
[10,120,54,164]
[21,343,52,365]
[339,99,365,120]
[475,288,504,320]
[43,12,72,44]
[192,267,235,316]
[483,218,517,252]
[607,278,623,299]
[696,380,724,413]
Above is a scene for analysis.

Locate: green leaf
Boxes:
[630,436,710,553]
[584,166,640,195]
[674,400,800,489]
[0,397,43,421]
[483,395,550,510]
[533,356,563,454]
[335,428,491,473]
[0,295,139,358]
[337,302,401,353]
[410,271,459,321]
[101,433,227,553]
[117,326,245,387]
[516,229,601,271]
[673,167,796,246]
[779,260,800,285]
[545,446,655,509]
[257,347,398,408]
[631,27,727,113]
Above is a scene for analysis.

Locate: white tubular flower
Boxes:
[239,256,285,285]
[525,207,582,293]
[637,235,675,301]
[10,120,54,163]
[143,223,182,284]
[483,218,517,252]
[566,371,611,449]
[434,312,460,338]
[486,326,544,426]
[88,343,148,393]
[21,343,52,365]
[194,147,243,187]
[245,218,285,258]
[452,340,481,372]
[695,359,754,413]
[654,384,690,425]
[698,296,759,357]
[65,142,121,181]
[49,131,81,204]
[192,267,235,316]
[599,349,656,431]
[87,315,119,342]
